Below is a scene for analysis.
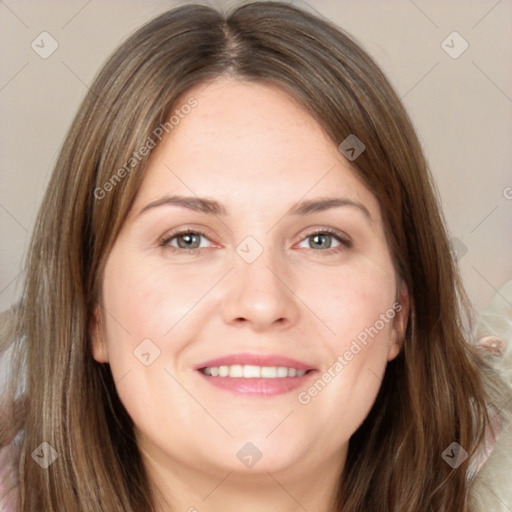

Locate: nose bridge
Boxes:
[237,237,283,291]
[221,233,299,329]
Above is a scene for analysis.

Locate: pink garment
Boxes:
[0,443,18,512]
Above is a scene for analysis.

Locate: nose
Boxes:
[221,248,300,332]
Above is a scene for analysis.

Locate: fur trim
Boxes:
[470,280,512,510]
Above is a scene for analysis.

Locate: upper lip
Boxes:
[194,352,316,371]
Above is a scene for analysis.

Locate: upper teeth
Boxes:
[202,365,307,378]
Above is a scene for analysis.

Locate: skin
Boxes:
[91,77,409,512]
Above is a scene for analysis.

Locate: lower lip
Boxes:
[196,370,317,397]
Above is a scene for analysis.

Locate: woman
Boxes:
[1,1,511,511]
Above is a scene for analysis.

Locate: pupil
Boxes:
[312,234,330,249]
[179,233,199,249]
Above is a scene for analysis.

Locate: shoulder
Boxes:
[0,443,18,512]
[471,282,512,512]
[470,398,512,511]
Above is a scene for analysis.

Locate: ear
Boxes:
[386,281,411,361]
[90,304,109,363]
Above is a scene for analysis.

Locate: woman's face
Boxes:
[91,77,408,485]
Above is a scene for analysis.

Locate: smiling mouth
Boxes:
[194,352,317,396]
[200,365,313,378]
[196,365,317,397]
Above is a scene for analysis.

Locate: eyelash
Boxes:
[158,227,352,255]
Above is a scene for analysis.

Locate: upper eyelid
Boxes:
[160,226,215,243]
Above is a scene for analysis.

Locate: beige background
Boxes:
[0,0,511,315]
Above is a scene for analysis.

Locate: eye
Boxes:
[159,229,213,253]
[297,228,352,253]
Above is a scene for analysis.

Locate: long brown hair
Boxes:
[1,2,510,510]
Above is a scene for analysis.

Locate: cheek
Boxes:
[101,252,210,345]
[302,344,386,443]
[298,304,396,445]
[294,257,397,434]
[300,251,397,346]
[99,250,222,403]
[99,256,203,433]
[98,253,170,382]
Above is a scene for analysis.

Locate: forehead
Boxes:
[167,78,335,168]
[132,77,380,221]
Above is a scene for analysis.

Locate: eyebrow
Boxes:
[137,195,372,220]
